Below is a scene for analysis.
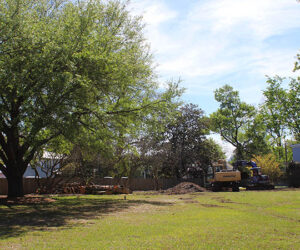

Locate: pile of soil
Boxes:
[161,182,208,194]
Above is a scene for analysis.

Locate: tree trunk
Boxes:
[7,173,24,198]
[236,146,244,161]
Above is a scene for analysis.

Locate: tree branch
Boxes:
[24,131,62,167]
[0,110,9,133]
[106,100,165,115]
[0,132,8,154]
[0,148,9,166]
[0,162,7,177]
[220,130,236,147]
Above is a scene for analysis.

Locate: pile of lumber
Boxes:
[42,183,130,195]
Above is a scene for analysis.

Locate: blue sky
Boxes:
[129,0,300,156]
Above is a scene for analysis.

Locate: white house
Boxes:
[0,151,63,178]
[24,151,63,178]
[291,144,300,162]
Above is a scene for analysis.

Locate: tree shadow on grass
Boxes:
[0,196,173,240]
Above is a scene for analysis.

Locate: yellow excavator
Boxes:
[207,159,241,192]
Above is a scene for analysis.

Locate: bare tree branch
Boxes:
[0,162,7,176]
[24,131,62,167]
[0,148,8,166]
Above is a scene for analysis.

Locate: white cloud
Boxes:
[130,0,300,79]
[189,0,300,39]
[130,0,178,55]
[129,0,300,157]
[138,2,177,26]
[185,0,300,77]
[129,0,300,109]
[250,50,298,77]
[159,57,235,78]
[209,134,235,160]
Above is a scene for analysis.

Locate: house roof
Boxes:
[42,151,63,159]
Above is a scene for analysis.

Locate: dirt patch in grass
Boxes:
[0,194,56,205]
[211,196,247,205]
[161,182,209,195]
[178,197,199,204]
[199,204,224,208]
[183,200,199,204]
[213,197,234,203]
[117,202,172,214]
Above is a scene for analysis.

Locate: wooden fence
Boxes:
[0,177,204,195]
[0,178,42,195]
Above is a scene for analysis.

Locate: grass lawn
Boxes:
[0,190,300,249]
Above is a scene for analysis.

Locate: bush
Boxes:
[253,154,283,182]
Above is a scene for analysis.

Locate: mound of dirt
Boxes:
[161,182,208,194]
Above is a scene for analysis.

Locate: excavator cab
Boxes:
[208,160,241,192]
[250,167,271,186]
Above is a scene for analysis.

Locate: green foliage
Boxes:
[294,51,300,71]
[211,85,268,160]
[260,76,300,160]
[202,138,226,164]
[144,103,224,178]
[261,77,288,156]
[253,154,283,182]
[0,0,181,196]
[161,104,209,177]
[211,54,300,162]
[243,114,271,157]
[285,78,300,140]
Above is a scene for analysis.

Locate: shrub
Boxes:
[253,154,282,182]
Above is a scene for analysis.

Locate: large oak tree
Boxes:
[0,0,179,197]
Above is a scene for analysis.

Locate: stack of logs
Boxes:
[37,183,130,195]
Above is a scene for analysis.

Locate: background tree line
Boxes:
[210,54,300,180]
